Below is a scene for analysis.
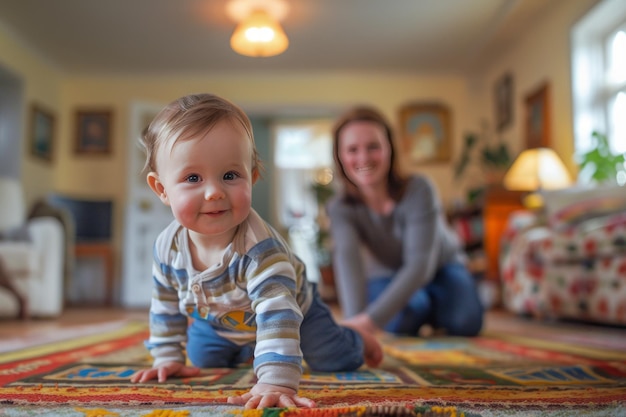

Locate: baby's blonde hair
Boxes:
[141,93,262,174]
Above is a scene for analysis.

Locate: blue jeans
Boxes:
[368,262,483,336]
[187,286,364,372]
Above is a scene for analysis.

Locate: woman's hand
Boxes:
[227,383,316,409]
[130,361,200,383]
[341,312,379,335]
[341,313,384,368]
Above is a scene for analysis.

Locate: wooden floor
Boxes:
[1,306,624,351]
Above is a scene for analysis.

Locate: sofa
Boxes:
[499,183,626,326]
[0,176,66,318]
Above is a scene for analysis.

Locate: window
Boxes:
[571,0,626,183]
[272,119,335,283]
[273,119,334,228]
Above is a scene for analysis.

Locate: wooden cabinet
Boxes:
[74,242,115,306]
[483,186,525,282]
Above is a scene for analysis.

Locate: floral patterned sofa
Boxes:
[499,184,626,326]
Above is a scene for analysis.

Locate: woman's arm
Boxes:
[327,199,370,319]
[365,177,442,327]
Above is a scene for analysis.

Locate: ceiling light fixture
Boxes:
[230,8,289,57]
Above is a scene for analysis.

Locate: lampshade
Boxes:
[504,147,572,191]
[230,9,289,57]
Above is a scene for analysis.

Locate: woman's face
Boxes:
[337,120,392,190]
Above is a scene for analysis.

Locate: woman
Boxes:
[328,106,483,337]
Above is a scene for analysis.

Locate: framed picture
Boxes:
[75,109,113,155]
[524,82,550,149]
[494,72,513,132]
[398,102,451,164]
[29,104,55,162]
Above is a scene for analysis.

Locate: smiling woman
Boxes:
[327,105,484,339]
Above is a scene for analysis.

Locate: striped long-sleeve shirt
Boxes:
[146,209,313,391]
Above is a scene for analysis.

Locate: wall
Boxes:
[473,0,601,175]
[0,66,23,178]
[0,22,64,200]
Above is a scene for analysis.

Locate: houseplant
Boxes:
[310,178,337,300]
[576,131,626,184]
[454,124,513,203]
[310,180,334,267]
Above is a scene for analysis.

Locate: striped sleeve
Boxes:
[245,239,304,391]
[145,224,189,368]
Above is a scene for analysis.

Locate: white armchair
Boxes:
[0,176,65,318]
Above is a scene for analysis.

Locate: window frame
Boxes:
[571,0,626,180]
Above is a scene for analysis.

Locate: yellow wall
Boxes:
[476,0,599,175]
[0,24,64,202]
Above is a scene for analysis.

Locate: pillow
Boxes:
[542,184,626,230]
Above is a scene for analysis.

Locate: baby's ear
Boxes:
[251,167,260,185]
[147,172,170,205]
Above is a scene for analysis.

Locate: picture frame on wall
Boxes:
[75,109,113,155]
[398,102,452,164]
[29,104,55,162]
[524,82,550,149]
[494,72,513,132]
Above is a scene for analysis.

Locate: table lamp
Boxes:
[503,147,572,209]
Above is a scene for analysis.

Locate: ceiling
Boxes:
[0,0,557,75]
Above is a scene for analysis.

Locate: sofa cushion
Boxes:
[542,184,626,231]
[500,209,626,325]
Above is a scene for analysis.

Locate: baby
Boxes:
[130,93,382,409]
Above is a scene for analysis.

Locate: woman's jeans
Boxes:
[368,262,484,336]
[187,285,364,371]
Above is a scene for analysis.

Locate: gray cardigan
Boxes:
[327,175,464,327]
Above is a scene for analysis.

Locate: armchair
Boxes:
[0,176,65,318]
[499,184,626,325]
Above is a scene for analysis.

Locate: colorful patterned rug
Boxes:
[1,321,625,416]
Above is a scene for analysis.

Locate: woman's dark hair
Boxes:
[332,106,408,203]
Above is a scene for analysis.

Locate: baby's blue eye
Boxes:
[186,174,200,183]
[223,172,238,181]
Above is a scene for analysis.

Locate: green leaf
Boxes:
[577,131,626,183]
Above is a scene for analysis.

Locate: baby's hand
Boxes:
[130,361,200,383]
[227,383,316,409]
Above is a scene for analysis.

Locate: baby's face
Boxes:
[154,119,255,240]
